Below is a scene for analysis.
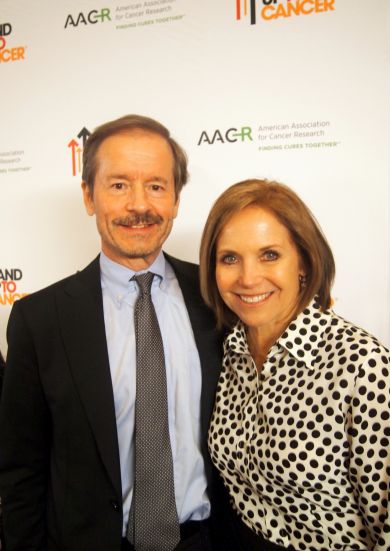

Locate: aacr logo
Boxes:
[65,8,111,29]
[197,127,253,146]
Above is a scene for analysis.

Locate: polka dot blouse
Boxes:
[208,299,390,550]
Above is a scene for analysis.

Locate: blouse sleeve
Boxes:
[347,341,390,550]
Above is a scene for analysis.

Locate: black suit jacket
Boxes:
[0,255,224,551]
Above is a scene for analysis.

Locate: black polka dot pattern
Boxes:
[208,299,390,550]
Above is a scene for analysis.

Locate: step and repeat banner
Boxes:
[1,0,389,353]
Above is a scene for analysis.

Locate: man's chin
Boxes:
[118,244,161,265]
[124,250,156,260]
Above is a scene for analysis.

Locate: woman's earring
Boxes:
[299,274,307,290]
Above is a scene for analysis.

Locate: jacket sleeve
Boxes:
[0,300,50,551]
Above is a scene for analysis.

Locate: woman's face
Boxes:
[215,206,305,340]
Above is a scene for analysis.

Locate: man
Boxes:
[0,115,227,551]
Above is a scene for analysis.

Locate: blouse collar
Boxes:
[225,298,333,369]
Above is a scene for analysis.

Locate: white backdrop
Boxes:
[1,0,389,354]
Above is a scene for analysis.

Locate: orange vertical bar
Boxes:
[236,0,241,19]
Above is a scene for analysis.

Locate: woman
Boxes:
[200,179,390,551]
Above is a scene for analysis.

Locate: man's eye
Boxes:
[149,183,163,192]
[113,183,124,190]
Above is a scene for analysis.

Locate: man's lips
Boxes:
[121,223,152,229]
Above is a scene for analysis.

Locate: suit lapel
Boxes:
[57,256,122,498]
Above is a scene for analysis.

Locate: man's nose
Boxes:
[125,185,149,212]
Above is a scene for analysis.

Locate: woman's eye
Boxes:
[263,250,279,261]
[113,183,124,190]
[220,254,237,265]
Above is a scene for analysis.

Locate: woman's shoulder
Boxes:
[289,300,390,373]
[315,311,390,389]
[326,309,389,353]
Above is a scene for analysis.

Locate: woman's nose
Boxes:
[238,261,263,287]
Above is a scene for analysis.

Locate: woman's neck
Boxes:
[246,324,283,372]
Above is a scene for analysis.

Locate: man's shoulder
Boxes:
[164,253,199,280]
[15,256,100,310]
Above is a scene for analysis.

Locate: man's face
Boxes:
[82,131,180,271]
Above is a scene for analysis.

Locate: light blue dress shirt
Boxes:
[100,252,210,535]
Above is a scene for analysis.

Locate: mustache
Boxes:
[113,213,163,226]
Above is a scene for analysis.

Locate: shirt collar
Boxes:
[277,299,333,367]
[225,298,333,369]
[100,251,166,305]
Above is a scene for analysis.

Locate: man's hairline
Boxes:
[85,127,177,195]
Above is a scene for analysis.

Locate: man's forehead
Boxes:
[99,130,171,156]
[95,130,174,177]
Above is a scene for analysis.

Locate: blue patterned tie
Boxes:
[127,272,180,551]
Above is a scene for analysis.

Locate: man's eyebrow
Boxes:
[107,173,130,180]
[107,174,168,184]
[146,176,168,183]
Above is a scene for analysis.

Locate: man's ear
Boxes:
[81,181,95,216]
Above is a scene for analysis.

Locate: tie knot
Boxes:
[133,272,155,296]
